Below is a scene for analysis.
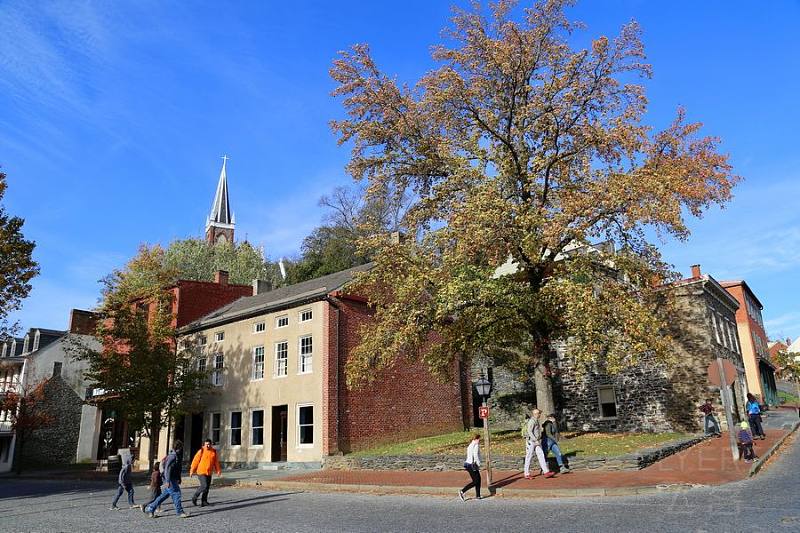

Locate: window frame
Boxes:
[210,412,221,445]
[252,346,265,381]
[597,385,618,420]
[276,315,289,328]
[250,409,265,448]
[299,309,313,322]
[274,340,289,378]
[198,335,207,347]
[299,335,313,374]
[212,353,224,387]
[229,411,242,447]
[197,355,207,373]
[297,404,314,448]
[214,331,225,343]
[253,321,266,334]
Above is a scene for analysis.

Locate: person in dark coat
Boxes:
[542,414,570,473]
[110,456,136,510]
[141,440,189,518]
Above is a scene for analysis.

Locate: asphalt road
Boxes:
[1,433,798,533]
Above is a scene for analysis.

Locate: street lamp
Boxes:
[475,372,493,489]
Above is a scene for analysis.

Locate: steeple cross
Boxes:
[221,154,230,164]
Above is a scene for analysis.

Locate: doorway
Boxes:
[190,413,204,460]
[271,405,288,462]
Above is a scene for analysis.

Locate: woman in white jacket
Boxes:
[459,434,482,501]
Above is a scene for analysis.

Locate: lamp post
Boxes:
[475,373,493,489]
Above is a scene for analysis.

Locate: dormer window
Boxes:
[10,340,16,356]
[22,335,29,354]
[1,344,6,357]
[33,330,41,352]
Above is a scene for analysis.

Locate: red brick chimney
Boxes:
[690,264,701,279]
[214,270,229,286]
[69,309,99,335]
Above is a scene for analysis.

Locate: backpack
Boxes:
[158,455,168,477]
[520,416,530,439]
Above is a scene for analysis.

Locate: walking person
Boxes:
[736,421,757,462]
[141,440,189,519]
[524,408,554,479]
[110,456,136,510]
[699,398,721,437]
[746,393,766,440]
[147,461,163,514]
[542,413,570,473]
[458,434,482,501]
[190,439,222,507]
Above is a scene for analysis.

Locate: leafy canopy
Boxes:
[331,0,739,391]
[0,171,39,337]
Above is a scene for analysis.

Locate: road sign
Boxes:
[478,406,489,419]
[707,359,737,387]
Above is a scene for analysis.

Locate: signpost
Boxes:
[707,358,739,461]
[478,406,489,419]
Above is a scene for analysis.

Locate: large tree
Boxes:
[70,246,209,466]
[0,171,39,337]
[163,238,283,287]
[331,0,738,413]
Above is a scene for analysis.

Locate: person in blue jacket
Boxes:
[746,393,766,440]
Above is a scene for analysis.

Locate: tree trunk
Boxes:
[534,363,556,416]
[148,416,160,469]
[13,435,24,476]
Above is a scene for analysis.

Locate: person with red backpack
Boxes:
[189,439,222,507]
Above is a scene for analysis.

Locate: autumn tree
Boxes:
[331,0,738,413]
[773,348,800,409]
[70,246,209,466]
[0,378,54,475]
[0,170,39,337]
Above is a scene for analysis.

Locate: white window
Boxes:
[276,315,289,328]
[275,341,288,377]
[297,404,314,447]
[214,331,225,343]
[212,354,224,386]
[251,410,264,446]
[299,335,312,374]
[197,356,206,373]
[711,312,721,345]
[199,335,207,347]
[230,411,242,446]
[32,331,40,352]
[597,386,618,419]
[300,309,313,322]
[22,336,29,354]
[253,321,266,333]
[252,346,265,380]
[211,413,221,444]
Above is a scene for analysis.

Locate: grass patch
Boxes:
[352,429,692,458]
[778,389,800,404]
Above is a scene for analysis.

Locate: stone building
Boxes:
[175,264,470,467]
[557,265,748,432]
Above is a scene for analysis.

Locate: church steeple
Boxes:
[205,155,235,245]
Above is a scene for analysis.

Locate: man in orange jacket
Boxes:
[189,439,222,507]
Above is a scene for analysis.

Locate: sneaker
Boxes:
[475,495,482,500]
[524,474,532,480]
[544,471,555,478]
[109,506,120,511]
[458,490,466,502]
[147,512,155,518]
[129,505,138,509]
[139,504,147,513]
[560,467,571,474]
[178,512,190,518]
[191,497,198,507]
[744,459,753,463]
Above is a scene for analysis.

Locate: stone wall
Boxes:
[322,435,707,472]
[22,376,84,466]
[470,356,535,430]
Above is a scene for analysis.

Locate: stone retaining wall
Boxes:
[323,435,708,472]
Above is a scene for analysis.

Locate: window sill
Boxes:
[273,374,288,379]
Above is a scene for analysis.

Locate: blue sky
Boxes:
[2,1,799,340]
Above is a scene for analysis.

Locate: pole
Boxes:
[481,398,493,489]
[716,357,739,462]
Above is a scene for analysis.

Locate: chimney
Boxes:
[252,279,273,295]
[389,231,405,245]
[69,309,99,335]
[215,270,229,286]
[690,264,701,279]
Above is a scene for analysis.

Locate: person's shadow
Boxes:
[189,492,300,515]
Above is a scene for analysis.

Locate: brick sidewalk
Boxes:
[278,429,788,492]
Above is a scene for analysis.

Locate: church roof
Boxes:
[207,156,233,227]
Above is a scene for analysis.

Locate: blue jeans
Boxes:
[146,483,183,515]
[704,414,721,435]
[542,437,564,467]
[112,483,134,507]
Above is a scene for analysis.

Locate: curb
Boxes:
[748,420,799,477]
[236,479,706,500]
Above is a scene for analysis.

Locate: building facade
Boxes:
[176,264,470,466]
[720,280,778,406]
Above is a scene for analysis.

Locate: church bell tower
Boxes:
[205,155,235,245]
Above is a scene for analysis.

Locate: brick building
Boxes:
[176,264,470,466]
[720,280,778,406]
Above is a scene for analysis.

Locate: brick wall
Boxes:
[326,296,467,453]
[173,280,253,328]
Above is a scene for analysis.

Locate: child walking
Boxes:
[737,421,757,463]
[110,456,135,510]
[458,434,482,501]
[148,461,163,513]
